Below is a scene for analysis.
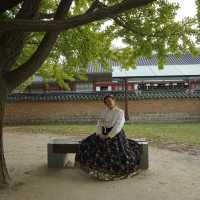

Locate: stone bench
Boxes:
[47,138,149,169]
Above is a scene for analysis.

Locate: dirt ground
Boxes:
[0,131,200,200]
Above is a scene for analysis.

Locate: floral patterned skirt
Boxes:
[75,130,142,181]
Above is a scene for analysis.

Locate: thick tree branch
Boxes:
[0,0,23,13]
[0,0,41,74]
[37,0,102,19]
[38,12,55,20]
[86,0,102,14]
[4,0,73,91]
[38,0,103,20]
[0,0,156,32]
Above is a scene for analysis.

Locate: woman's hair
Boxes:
[103,94,115,104]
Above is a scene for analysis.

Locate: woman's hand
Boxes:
[98,134,109,140]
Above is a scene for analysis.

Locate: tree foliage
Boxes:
[1,0,197,90]
[0,0,199,88]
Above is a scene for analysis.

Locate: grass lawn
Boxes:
[5,123,200,146]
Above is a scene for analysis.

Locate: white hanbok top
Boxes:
[96,106,125,137]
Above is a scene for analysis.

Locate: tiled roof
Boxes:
[92,54,200,78]
[87,63,112,73]
[86,53,200,74]
[136,54,200,66]
[112,65,200,78]
[7,90,200,103]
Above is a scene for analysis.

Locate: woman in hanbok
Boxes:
[75,95,141,181]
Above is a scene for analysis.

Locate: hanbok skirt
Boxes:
[75,130,142,181]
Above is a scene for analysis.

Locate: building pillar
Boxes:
[124,78,129,121]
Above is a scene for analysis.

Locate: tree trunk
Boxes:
[0,100,10,185]
[0,0,73,185]
[0,78,10,185]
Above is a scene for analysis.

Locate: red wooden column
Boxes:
[124,78,129,121]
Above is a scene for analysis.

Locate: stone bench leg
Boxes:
[138,141,149,170]
[48,144,68,168]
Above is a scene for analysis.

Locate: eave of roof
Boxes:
[112,65,200,78]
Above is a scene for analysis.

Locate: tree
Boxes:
[0,0,199,184]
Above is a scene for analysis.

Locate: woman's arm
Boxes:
[108,110,125,137]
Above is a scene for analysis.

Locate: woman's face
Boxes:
[104,97,116,109]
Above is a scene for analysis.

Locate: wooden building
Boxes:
[24,53,200,93]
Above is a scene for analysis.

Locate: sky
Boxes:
[169,0,196,20]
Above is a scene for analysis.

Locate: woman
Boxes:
[75,95,141,181]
